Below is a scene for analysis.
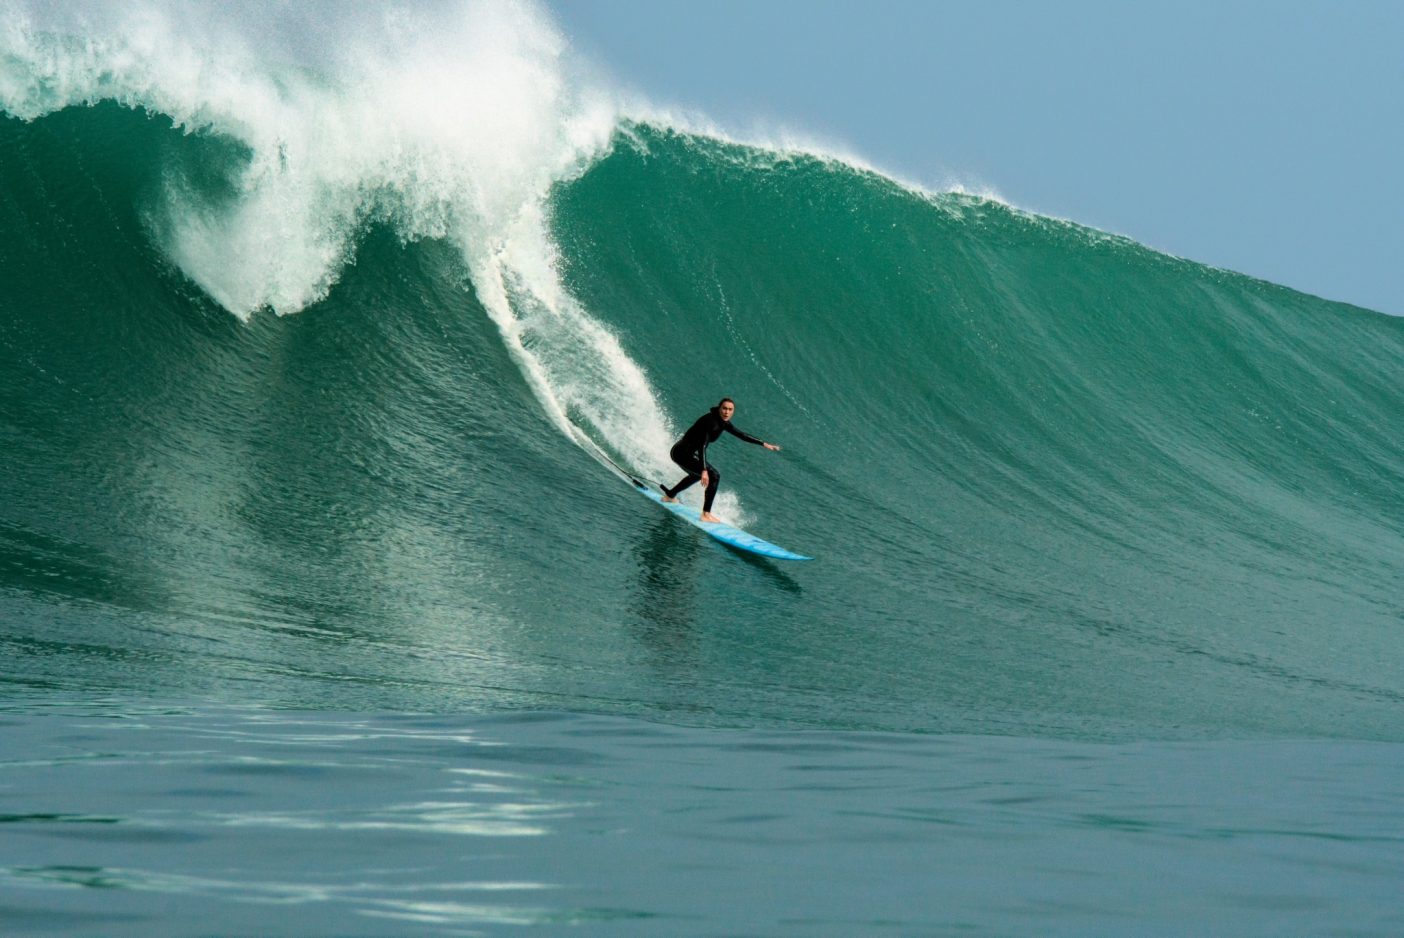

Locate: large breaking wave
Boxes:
[4,0,1403,740]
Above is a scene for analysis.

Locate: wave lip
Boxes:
[2,0,615,315]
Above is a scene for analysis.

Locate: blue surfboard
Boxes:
[635,485,812,561]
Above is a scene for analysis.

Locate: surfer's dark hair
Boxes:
[718,397,735,408]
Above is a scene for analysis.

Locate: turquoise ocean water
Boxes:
[2,4,1402,933]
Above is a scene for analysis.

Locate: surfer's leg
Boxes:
[664,448,705,502]
[701,465,720,513]
[662,475,699,501]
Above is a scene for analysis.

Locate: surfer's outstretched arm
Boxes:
[724,423,781,452]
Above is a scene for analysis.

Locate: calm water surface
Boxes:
[2,700,1401,936]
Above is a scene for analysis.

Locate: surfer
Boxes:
[660,398,781,523]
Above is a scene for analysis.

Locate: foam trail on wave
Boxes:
[0,0,693,501]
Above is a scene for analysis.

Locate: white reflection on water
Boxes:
[7,866,563,927]
[206,798,576,837]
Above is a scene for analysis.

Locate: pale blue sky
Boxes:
[550,0,1403,315]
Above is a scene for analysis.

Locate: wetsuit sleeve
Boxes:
[725,423,765,446]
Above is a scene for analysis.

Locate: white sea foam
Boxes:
[0,0,688,491]
[1,1,617,314]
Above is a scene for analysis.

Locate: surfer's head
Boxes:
[717,398,735,420]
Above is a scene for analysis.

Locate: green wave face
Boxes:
[4,106,1403,739]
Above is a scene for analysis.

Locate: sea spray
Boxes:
[0,0,687,494]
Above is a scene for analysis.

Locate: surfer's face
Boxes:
[719,402,735,420]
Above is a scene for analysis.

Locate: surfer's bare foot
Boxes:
[661,495,677,503]
[700,512,721,523]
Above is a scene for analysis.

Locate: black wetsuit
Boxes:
[662,408,767,513]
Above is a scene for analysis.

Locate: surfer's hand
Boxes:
[700,472,709,488]
[764,442,781,452]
